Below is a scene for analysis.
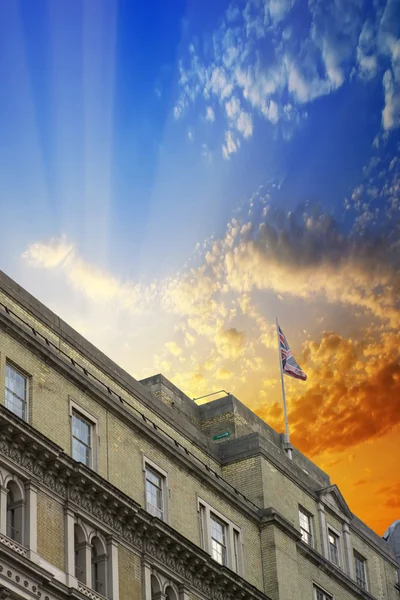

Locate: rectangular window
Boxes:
[314,585,333,600]
[210,514,227,566]
[299,507,313,546]
[145,466,164,520]
[328,529,340,566]
[72,411,92,467]
[354,552,367,589]
[5,364,28,421]
[233,529,241,574]
[198,498,242,574]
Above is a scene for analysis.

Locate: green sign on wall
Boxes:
[213,431,230,440]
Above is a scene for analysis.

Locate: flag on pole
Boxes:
[278,326,307,381]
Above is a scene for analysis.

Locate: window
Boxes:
[74,525,86,583]
[72,410,92,467]
[313,585,332,600]
[299,507,313,546]
[354,552,367,589]
[73,523,109,596]
[6,481,23,545]
[5,364,28,421]
[145,467,164,520]
[210,514,227,566]
[328,529,340,566]
[143,457,169,523]
[198,498,242,574]
[233,530,241,574]
[91,536,106,595]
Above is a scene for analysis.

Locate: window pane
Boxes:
[72,438,90,465]
[72,411,92,466]
[145,467,164,520]
[72,413,91,445]
[328,531,339,565]
[233,530,240,573]
[5,365,27,420]
[211,515,227,566]
[299,509,312,545]
[314,586,332,600]
[355,553,367,588]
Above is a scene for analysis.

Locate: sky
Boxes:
[0,0,399,536]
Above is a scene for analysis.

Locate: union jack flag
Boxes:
[278,326,307,381]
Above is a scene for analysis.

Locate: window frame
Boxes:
[327,526,342,568]
[69,400,98,471]
[210,512,228,566]
[299,506,314,547]
[197,497,243,576]
[5,480,25,546]
[313,584,333,600]
[143,456,169,524]
[354,550,368,590]
[5,362,29,422]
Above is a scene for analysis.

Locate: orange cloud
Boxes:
[255,330,400,456]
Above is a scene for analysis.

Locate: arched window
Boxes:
[6,480,23,545]
[74,524,87,584]
[151,575,161,600]
[91,536,107,595]
[165,586,178,600]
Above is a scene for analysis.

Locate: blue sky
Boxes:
[0,0,400,533]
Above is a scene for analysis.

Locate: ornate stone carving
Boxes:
[0,533,28,558]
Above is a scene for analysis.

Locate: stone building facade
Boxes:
[0,269,398,600]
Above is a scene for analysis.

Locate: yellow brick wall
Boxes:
[37,490,65,571]
[107,410,264,590]
[352,532,398,599]
[0,327,264,592]
[0,290,220,473]
[260,456,322,552]
[118,546,142,600]
[297,551,364,600]
[260,526,279,600]
[222,456,264,507]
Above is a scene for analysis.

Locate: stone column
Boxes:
[25,481,38,561]
[106,537,119,600]
[343,523,354,578]
[318,502,328,558]
[0,486,8,536]
[143,561,152,600]
[179,586,190,600]
[83,542,92,588]
[65,507,77,587]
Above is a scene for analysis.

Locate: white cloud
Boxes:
[206,106,215,122]
[22,237,151,309]
[382,68,400,130]
[173,0,400,158]
[222,131,240,159]
[357,20,378,80]
[22,237,74,269]
[236,111,253,137]
[225,96,241,119]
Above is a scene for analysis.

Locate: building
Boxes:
[384,522,400,585]
[0,269,398,600]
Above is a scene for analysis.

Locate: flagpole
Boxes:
[276,318,293,460]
